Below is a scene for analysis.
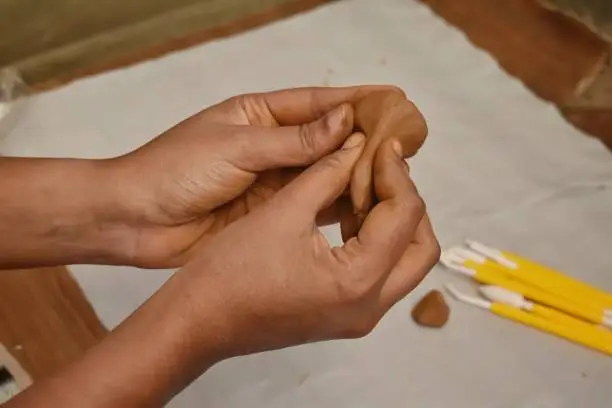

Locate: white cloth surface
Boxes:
[2,0,612,406]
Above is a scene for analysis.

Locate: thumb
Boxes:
[231,104,355,172]
[277,133,366,217]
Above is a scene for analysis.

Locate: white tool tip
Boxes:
[439,253,477,277]
[445,284,491,309]
[465,239,518,269]
[479,285,527,308]
[451,247,487,264]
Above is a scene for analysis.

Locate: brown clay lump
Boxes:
[411,290,450,328]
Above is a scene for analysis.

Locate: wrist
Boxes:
[58,269,229,407]
[66,158,141,265]
[0,157,137,267]
[7,268,229,408]
[38,158,140,265]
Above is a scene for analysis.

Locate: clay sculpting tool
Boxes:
[440,252,612,328]
[445,284,612,357]
[465,239,612,314]
[479,285,612,346]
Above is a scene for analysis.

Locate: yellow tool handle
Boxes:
[482,258,609,313]
[530,304,612,344]
[531,303,588,326]
[503,251,612,308]
[468,262,607,326]
[491,303,612,356]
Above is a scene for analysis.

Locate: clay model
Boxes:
[411,290,450,328]
[340,90,428,241]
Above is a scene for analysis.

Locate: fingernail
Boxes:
[342,133,365,150]
[326,105,346,130]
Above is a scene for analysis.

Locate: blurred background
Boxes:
[0,0,611,406]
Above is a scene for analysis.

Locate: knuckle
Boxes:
[387,85,407,98]
[227,93,277,126]
[227,94,248,111]
[404,101,428,146]
[398,195,426,218]
[298,123,321,159]
[225,94,251,120]
[426,237,442,267]
[342,317,379,339]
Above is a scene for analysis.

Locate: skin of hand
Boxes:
[0,86,402,270]
[108,85,408,268]
[7,133,439,408]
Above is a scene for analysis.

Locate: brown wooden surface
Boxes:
[0,267,107,381]
[0,0,209,65]
[420,0,608,104]
[562,108,612,149]
[540,0,612,41]
[0,0,335,90]
[419,0,612,149]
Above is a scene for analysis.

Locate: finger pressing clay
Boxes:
[340,90,428,241]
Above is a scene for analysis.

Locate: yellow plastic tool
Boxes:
[467,257,610,317]
[446,284,612,357]
[462,241,612,314]
[462,259,611,327]
[533,302,597,327]
[503,251,612,309]
[492,303,612,356]
[479,285,612,345]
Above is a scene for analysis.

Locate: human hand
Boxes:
[164,133,440,359]
[3,132,439,408]
[111,86,402,268]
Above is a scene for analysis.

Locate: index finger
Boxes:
[254,85,405,126]
[341,141,425,279]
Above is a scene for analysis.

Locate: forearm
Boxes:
[6,267,228,408]
[0,157,134,268]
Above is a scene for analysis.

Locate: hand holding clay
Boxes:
[109,86,400,268]
[165,136,439,359]
[0,87,437,408]
[341,90,428,241]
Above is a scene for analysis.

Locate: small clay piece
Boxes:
[340,90,428,241]
[411,290,450,328]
